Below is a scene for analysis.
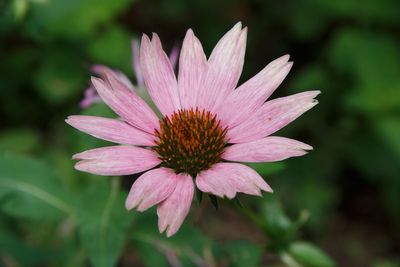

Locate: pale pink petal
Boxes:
[223,136,312,162]
[132,39,144,87]
[197,22,247,110]
[196,163,272,199]
[125,168,178,211]
[92,65,134,90]
[214,56,293,128]
[157,173,194,237]
[73,146,160,176]
[228,91,320,143]
[140,34,181,116]
[91,71,159,134]
[178,29,207,108]
[66,115,155,146]
[80,86,101,108]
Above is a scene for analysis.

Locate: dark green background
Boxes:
[1,0,399,266]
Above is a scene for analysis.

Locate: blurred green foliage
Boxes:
[1,0,400,266]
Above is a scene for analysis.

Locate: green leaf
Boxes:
[0,222,73,267]
[260,195,292,240]
[33,50,86,103]
[223,240,262,267]
[87,25,133,73]
[0,128,41,154]
[0,153,74,220]
[245,162,285,177]
[132,212,215,267]
[27,0,133,38]
[288,241,335,267]
[77,179,133,267]
[12,0,29,20]
[329,30,400,113]
[376,117,400,159]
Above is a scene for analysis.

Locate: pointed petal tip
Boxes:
[72,153,81,160]
[260,182,273,193]
[158,220,167,234]
[303,144,314,151]
[151,32,161,43]
[166,229,175,238]
[308,90,321,98]
[125,201,133,211]
[141,33,151,44]
[186,28,194,35]
[267,187,274,193]
[73,160,84,170]
[91,76,104,88]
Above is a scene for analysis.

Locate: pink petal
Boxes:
[214,55,293,128]
[92,65,134,90]
[228,91,320,143]
[197,22,247,110]
[80,86,101,108]
[196,163,272,199]
[223,136,312,162]
[91,71,159,134]
[157,173,194,237]
[140,34,181,116]
[73,146,160,176]
[66,115,155,146]
[125,168,178,211]
[178,29,207,109]
[132,39,144,87]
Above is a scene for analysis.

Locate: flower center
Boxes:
[153,108,228,176]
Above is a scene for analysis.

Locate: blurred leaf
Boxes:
[288,241,335,267]
[246,162,286,177]
[27,0,133,38]
[132,212,215,267]
[0,225,68,267]
[223,240,262,267]
[134,238,170,267]
[87,25,133,73]
[34,50,86,103]
[260,195,292,241]
[376,117,400,159]
[0,128,41,154]
[77,179,132,267]
[0,153,74,220]
[329,29,400,113]
[315,0,400,24]
[12,0,28,20]
[289,181,336,231]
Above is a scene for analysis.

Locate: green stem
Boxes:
[235,204,266,230]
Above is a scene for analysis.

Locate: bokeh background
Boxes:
[1,0,400,266]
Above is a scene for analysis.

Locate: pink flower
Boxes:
[67,22,319,237]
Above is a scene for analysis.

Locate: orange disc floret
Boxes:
[153,108,228,176]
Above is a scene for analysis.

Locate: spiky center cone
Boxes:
[153,108,228,176]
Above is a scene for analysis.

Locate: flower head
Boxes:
[67,22,319,237]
